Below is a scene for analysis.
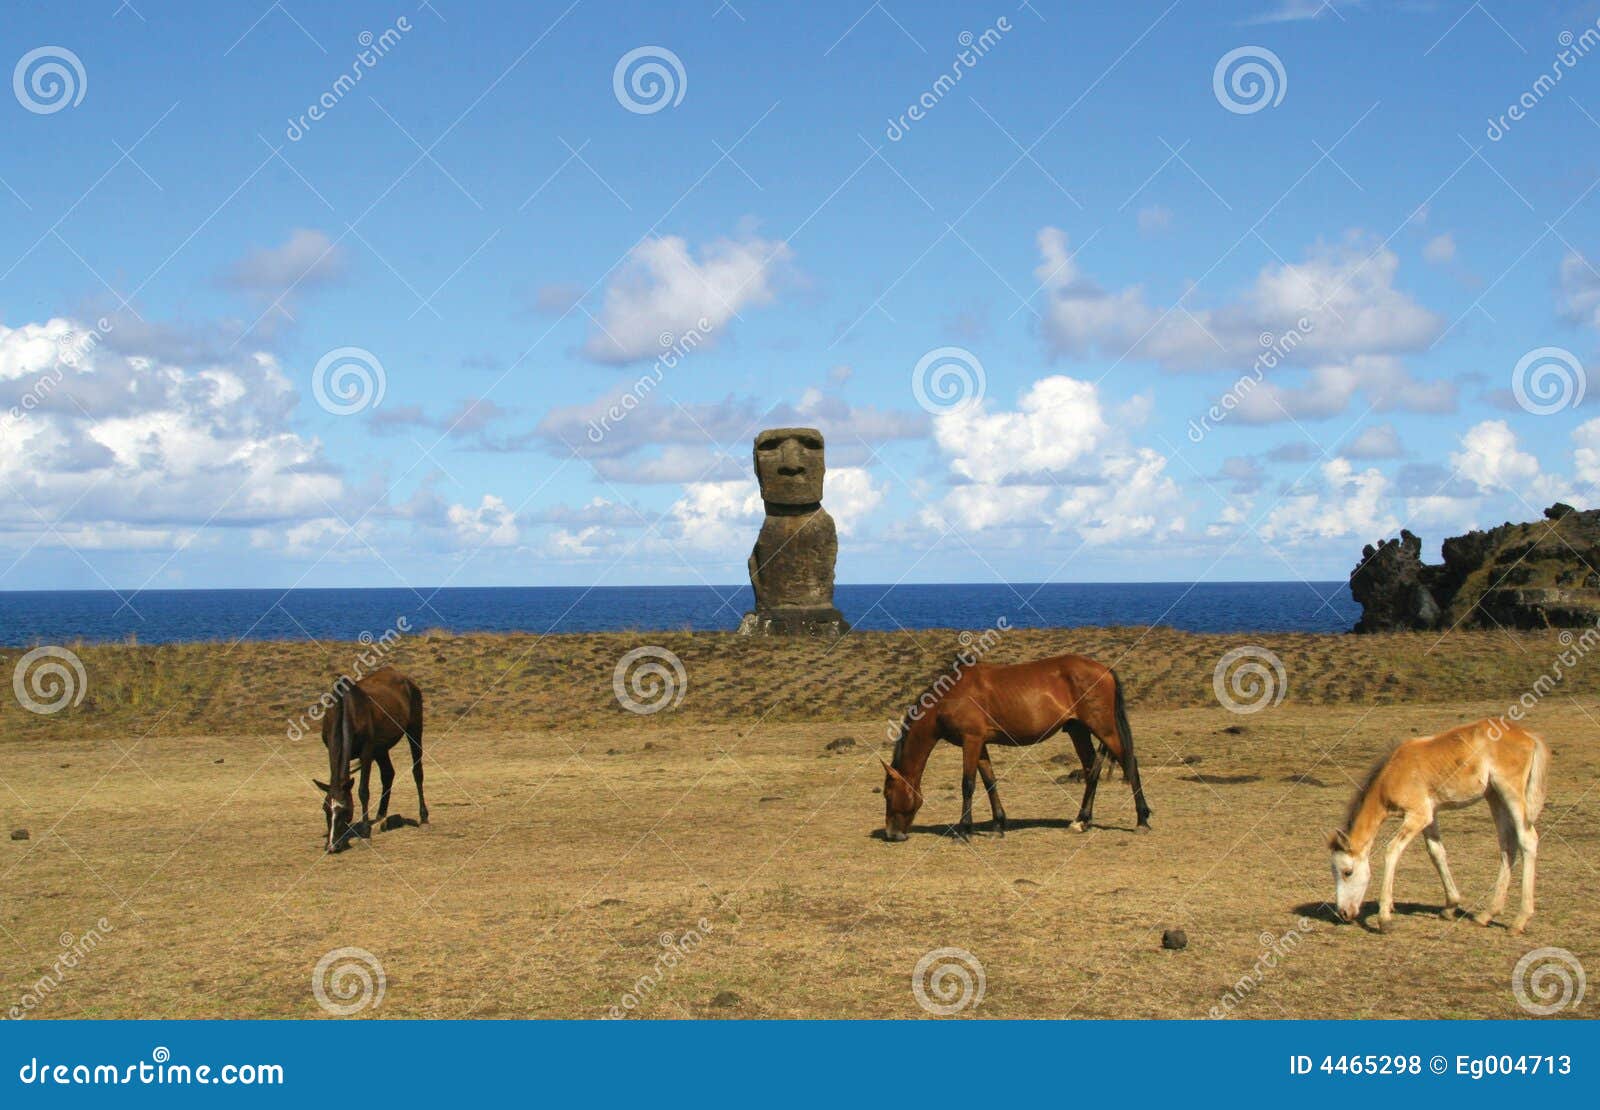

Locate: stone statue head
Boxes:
[753,427,825,506]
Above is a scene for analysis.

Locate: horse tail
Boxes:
[1112,671,1136,778]
[1112,669,1151,825]
[1524,731,1549,826]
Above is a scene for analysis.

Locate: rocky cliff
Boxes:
[1350,503,1600,632]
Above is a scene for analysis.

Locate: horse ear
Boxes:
[314,779,330,793]
[1328,829,1350,851]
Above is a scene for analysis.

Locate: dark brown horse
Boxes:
[314,667,427,852]
[881,653,1150,841]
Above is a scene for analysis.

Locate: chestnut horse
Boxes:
[315,667,427,852]
[1329,718,1548,933]
[881,653,1151,841]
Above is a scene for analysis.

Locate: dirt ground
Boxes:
[0,628,1595,1019]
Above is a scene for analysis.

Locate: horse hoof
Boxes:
[1440,905,1463,920]
[1509,923,1527,936]
[1069,820,1086,833]
[1134,823,1151,835]
[1472,912,1494,927]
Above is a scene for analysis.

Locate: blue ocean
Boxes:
[0,582,1358,646]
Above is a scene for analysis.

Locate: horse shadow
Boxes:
[868,816,1141,841]
[1292,898,1455,932]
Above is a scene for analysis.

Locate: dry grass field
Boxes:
[1,627,1596,1019]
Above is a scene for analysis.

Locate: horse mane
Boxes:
[1341,744,1397,830]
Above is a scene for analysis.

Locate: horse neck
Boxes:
[1343,776,1389,856]
[894,714,938,788]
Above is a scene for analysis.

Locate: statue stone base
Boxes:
[736,607,850,638]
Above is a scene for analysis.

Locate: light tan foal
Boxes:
[1328,719,1548,934]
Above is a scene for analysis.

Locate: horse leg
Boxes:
[1064,720,1103,832]
[977,744,1005,836]
[357,756,373,835]
[955,738,981,841]
[375,749,395,822]
[408,730,429,825]
[1422,819,1464,919]
[1506,795,1538,935]
[1377,811,1428,932]
[1475,793,1518,928]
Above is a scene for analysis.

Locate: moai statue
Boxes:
[736,427,850,637]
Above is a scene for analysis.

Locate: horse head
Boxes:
[880,758,922,842]
[317,678,360,852]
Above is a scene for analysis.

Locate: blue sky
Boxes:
[2,0,1599,594]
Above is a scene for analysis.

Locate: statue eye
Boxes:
[801,436,822,449]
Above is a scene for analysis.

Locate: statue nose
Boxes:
[778,465,803,476]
